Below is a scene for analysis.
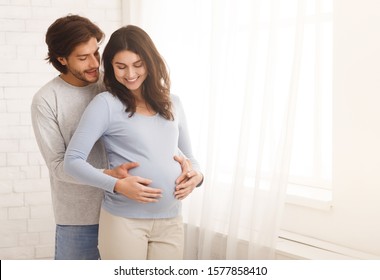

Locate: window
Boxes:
[135,1,333,240]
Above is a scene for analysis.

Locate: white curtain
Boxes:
[121,0,330,259]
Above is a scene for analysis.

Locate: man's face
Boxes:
[58,37,100,87]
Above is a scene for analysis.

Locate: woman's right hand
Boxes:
[114,176,162,203]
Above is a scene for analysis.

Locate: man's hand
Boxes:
[174,155,204,200]
[114,176,162,203]
[103,162,139,179]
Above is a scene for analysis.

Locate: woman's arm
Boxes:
[173,96,204,199]
[64,94,117,192]
[64,94,162,202]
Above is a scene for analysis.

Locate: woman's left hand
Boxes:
[173,155,203,200]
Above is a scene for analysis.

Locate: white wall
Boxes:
[281,0,380,257]
[0,0,122,260]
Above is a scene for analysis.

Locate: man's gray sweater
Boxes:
[31,76,107,225]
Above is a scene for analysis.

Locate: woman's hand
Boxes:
[105,163,162,203]
[114,176,162,203]
[173,155,204,200]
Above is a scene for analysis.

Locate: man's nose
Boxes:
[88,54,99,68]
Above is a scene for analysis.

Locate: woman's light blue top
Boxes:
[64,92,200,219]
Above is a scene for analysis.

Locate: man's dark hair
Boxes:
[45,14,104,73]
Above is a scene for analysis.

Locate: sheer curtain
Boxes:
[121,0,330,259]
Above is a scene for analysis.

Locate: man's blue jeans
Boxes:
[55,224,100,260]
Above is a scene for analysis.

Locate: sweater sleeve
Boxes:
[31,96,87,185]
[64,94,117,193]
[174,96,202,174]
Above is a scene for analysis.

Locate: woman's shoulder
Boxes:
[170,94,185,119]
[95,91,121,103]
[92,91,123,110]
[170,94,182,106]
[96,91,115,99]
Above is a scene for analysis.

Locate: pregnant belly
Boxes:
[127,158,182,194]
[105,156,183,218]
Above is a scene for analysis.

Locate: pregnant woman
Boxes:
[64,25,203,260]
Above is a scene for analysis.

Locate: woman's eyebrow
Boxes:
[113,60,143,65]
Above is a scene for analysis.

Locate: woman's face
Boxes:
[112,50,148,95]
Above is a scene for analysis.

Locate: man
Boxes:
[31,15,195,260]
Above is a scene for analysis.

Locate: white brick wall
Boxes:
[0,0,122,260]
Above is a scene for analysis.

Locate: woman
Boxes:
[64,25,203,259]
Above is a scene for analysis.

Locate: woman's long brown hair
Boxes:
[102,25,173,120]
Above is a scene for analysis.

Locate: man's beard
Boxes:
[67,67,99,84]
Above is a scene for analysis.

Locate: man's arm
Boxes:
[103,162,139,179]
[31,97,132,183]
[31,99,87,184]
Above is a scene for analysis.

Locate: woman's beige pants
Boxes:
[99,208,184,260]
